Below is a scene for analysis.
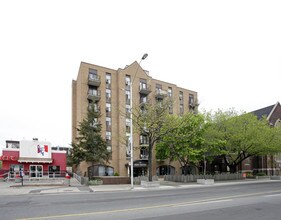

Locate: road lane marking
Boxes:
[17,189,281,220]
[264,193,281,197]
[173,199,232,207]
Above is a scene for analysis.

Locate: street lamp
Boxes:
[130,53,148,189]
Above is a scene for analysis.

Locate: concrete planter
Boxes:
[197,179,214,185]
[270,176,281,180]
[141,180,160,188]
[255,176,270,180]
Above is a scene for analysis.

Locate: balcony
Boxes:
[88,104,100,113]
[155,89,167,99]
[90,119,100,128]
[139,139,149,147]
[88,75,101,87]
[139,84,151,95]
[87,90,101,102]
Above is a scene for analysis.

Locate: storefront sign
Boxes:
[0,155,18,161]
[20,140,52,159]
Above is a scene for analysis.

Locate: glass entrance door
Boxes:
[29,165,43,178]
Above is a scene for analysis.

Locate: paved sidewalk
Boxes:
[0,178,280,196]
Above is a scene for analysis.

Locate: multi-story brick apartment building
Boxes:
[72,60,198,177]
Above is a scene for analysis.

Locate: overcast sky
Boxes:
[0,1,280,149]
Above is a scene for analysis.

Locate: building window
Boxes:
[48,166,61,177]
[29,165,43,178]
[126,105,130,118]
[106,103,111,117]
[106,117,112,131]
[140,147,148,159]
[140,95,147,104]
[126,119,131,134]
[156,84,162,93]
[140,135,148,145]
[106,89,111,103]
[139,79,148,90]
[106,73,111,84]
[9,164,23,178]
[6,141,20,149]
[106,73,111,88]
[168,87,172,97]
[126,136,131,158]
[180,105,184,115]
[125,91,131,105]
[89,69,98,79]
[89,88,99,96]
[125,75,131,91]
[169,102,173,114]
[179,91,183,101]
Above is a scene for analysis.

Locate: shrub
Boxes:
[88,179,103,185]
[255,172,267,176]
[246,172,254,178]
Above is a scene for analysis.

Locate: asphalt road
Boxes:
[1,181,281,220]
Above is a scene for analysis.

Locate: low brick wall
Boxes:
[164,173,244,182]
[96,176,130,185]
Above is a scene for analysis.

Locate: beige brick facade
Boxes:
[72,61,198,177]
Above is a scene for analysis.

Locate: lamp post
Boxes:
[130,53,148,189]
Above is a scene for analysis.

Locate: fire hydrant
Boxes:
[65,173,71,186]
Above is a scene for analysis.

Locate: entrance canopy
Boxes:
[133,160,148,168]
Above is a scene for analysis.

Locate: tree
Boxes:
[70,106,110,171]
[156,112,207,175]
[133,100,175,181]
[204,109,281,173]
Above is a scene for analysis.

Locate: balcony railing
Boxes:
[155,89,167,99]
[88,90,101,102]
[88,75,101,87]
[88,104,100,112]
[139,84,151,95]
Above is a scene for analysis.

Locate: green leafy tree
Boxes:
[133,100,175,181]
[204,109,281,173]
[156,112,207,175]
[70,107,110,170]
